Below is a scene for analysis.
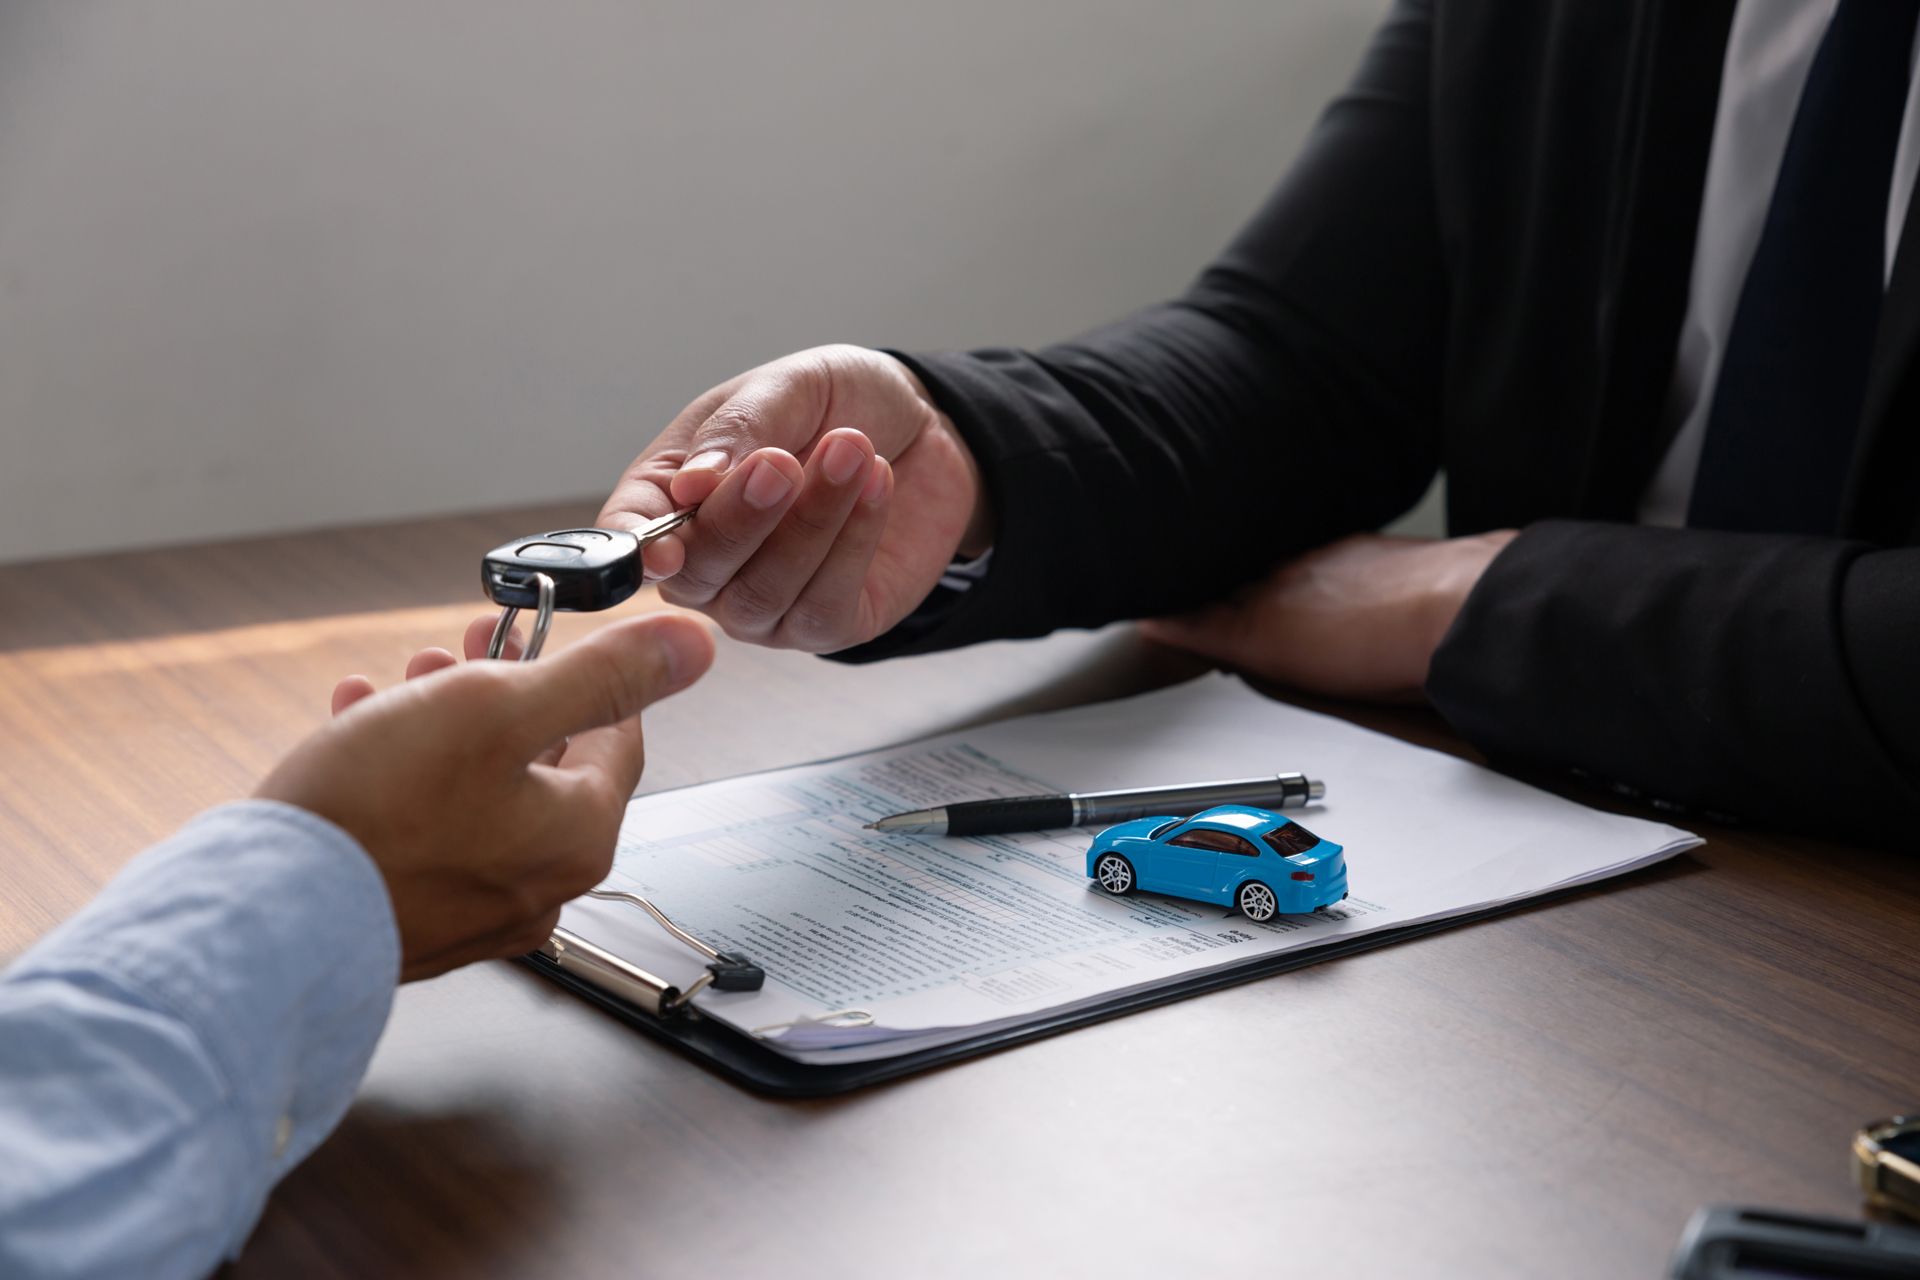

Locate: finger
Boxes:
[666,370,828,509]
[1135,610,1211,650]
[510,613,716,771]
[331,675,377,716]
[710,429,876,640]
[669,447,733,509]
[462,614,524,662]
[551,715,648,812]
[458,615,564,764]
[597,382,734,534]
[1136,603,1258,667]
[639,532,686,583]
[600,450,684,538]
[655,447,804,608]
[404,647,459,681]
[500,906,565,962]
[540,624,714,801]
[774,455,892,651]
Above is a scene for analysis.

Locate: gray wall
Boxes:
[0,2,1394,565]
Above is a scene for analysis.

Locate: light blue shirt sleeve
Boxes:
[0,800,400,1279]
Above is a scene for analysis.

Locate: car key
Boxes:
[480,508,695,661]
[482,505,695,610]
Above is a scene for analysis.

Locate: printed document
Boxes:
[557,674,1700,1063]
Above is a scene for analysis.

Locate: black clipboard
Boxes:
[520,895,1555,1098]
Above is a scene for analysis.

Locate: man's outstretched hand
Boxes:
[257,612,715,982]
[598,345,990,653]
[1139,531,1518,703]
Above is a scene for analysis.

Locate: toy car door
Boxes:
[1157,826,1248,896]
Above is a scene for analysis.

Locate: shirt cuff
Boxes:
[7,800,400,1247]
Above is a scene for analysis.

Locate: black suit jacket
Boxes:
[838,0,1920,848]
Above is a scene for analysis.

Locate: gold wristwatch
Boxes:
[1854,1115,1920,1220]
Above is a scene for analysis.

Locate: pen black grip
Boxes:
[944,796,1075,836]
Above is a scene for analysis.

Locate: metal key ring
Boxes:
[487,571,555,662]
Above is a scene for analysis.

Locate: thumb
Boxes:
[1137,602,1257,666]
[508,613,715,766]
[668,368,827,508]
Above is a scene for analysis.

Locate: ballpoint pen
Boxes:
[864,772,1325,837]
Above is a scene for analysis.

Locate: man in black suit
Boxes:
[600,0,1920,846]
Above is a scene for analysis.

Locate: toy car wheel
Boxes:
[1237,881,1278,922]
[1093,853,1136,895]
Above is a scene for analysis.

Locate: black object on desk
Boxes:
[1669,1206,1920,1278]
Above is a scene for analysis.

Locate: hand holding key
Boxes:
[598,344,993,653]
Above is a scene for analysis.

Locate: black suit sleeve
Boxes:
[1428,521,1920,845]
[831,0,1446,662]
[822,0,1920,847]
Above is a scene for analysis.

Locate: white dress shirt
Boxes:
[1639,0,1920,526]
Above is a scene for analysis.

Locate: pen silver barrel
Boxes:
[1068,773,1322,827]
[867,773,1324,836]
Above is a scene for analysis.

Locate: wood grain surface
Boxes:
[2,503,1915,1279]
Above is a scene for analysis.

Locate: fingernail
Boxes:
[860,457,889,504]
[684,449,730,476]
[743,457,795,509]
[822,436,865,485]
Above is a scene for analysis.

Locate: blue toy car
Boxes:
[1084,804,1348,922]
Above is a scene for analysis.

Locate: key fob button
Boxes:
[546,529,613,544]
[516,541,586,562]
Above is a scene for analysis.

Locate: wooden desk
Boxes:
[3,505,1916,1278]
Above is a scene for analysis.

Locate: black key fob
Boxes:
[481,528,643,612]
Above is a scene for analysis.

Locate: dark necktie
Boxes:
[1687,0,1920,535]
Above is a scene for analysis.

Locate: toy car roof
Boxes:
[1182,804,1292,834]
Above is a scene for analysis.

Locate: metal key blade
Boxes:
[633,506,697,545]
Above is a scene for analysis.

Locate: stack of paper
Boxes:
[557,675,1699,1065]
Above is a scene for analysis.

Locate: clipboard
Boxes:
[519,894,1561,1099]
[508,675,1699,1098]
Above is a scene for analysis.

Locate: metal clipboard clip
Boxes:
[538,888,764,1018]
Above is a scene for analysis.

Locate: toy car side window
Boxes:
[1262,822,1321,857]
[1169,828,1260,857]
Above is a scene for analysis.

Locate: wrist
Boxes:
[1420,530,1519,673]
[884,351,994,559]
[951,428,995,560]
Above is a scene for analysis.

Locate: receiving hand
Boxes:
[599,344,990,652]
[1137,531,1518,703]
[256,612,715,982]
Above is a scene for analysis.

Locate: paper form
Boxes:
[556,674,1700,1064]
